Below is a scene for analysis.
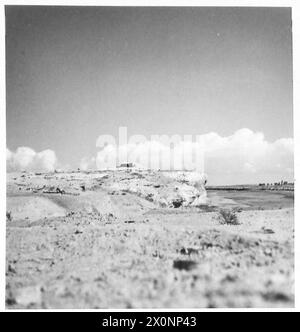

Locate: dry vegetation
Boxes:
[217,209,240,225]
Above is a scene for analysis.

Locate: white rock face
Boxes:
[163,171,207,184]
[163,171,208,206]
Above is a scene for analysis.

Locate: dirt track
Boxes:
[6,171,294,308]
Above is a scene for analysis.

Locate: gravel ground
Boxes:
[6,171,294,309]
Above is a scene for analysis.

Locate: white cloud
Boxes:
[85,128,294,184]
[8,129,293,184]
[7,147,57,173]
[203,129,293,175]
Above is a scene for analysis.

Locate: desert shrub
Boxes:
[217,208,240,225]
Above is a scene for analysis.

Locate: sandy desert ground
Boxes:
[6,170,294,309]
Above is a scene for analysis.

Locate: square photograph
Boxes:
[5,6,294,309]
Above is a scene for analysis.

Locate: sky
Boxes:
[6,6,294,184]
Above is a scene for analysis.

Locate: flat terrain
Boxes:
[207,189,294,210]
[6,171,294,308]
